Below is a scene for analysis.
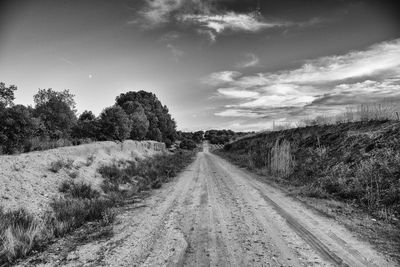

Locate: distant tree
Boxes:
[192,131,204,143]
[121,101,149,140]
[115,91,176,143]
[0,82,17,108]
[33,89,77,139]
[179,139,197,150]
[98,106,132,141]
[0,105,38,153]
[34,88,77,112]
[72,110,99,140]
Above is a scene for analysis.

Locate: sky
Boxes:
[1,0,399,131]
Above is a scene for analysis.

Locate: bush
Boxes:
[98,106,132,141]
[49,198,112,237]
[59,181,100,199]
[0,208,41,264]
[179,139,197,150]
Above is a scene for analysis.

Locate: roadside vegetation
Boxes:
[0,82,177,155]
[216,106,400,261]
[0,149,195,265]
[220,120,400,221]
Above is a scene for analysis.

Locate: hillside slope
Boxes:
[0,140,165,214]
[220,120,400,261]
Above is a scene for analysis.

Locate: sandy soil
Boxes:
[17,143,395,267]
[0,140,165,214]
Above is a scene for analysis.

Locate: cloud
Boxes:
[135,1,298,41]
[217,88,259,99]
[137,0,184,26]
[180,12,287,34]
[203,71,242,85]
[206,38,400,122]
[215,109,264,118]
[236,53,260,68]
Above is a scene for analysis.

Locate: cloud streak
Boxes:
[236,53,260,68]
[135,0,313,42]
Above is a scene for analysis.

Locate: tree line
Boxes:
[0,82,177,154]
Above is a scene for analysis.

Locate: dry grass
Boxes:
[0,208,42,264]
[270,140,295,177]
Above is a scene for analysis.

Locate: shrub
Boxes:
[49,198,112,237]
[179,139,197,150]
[0,208,41,264]
[59,181,100,199]
[49,159,74,173]
[49,160,64,173]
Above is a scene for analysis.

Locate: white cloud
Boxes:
[267,39,400,84]
[217,88,259,99]
[139,0,184,26]
[236,95,316,108]
[205,38,400,122]
[215,109,264,118]
[180,12,286,34]
[236,53,260,68]
[204,71,242,85]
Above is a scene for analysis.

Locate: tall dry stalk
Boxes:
[270,139,294,177]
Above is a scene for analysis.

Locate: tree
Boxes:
[33,94,77,139]
[34,88,77,112]
[179,139,197,150]
[0,105,38,153]
[98,106,132,141]
[121,101,149,140]
[115,91,176,143]
[0,82,17,108]
[72,110,99,140]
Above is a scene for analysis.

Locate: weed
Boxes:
[0,208,41,264]
[59,181,100,199]
[49,160,64,173]
[67,170,79,179]
[86,154,95,167]
[49,198,112,237]
[49,159,74,173]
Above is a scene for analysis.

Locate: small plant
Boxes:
[49,159,74,173]
[67,170,79,179]
[86,154,95,166]
[0,208,41,264]
[49,160,64,173]
[50,198,112,237]
[59,181,100,199]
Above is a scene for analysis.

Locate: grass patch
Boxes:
[59,181,100,199]
[0,208,42,265]
[49,159,74,173]
[49,198,113,237]
[98,149,196,196]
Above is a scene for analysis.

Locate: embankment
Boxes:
[0,140,165,214]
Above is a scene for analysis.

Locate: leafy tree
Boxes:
[72,110,99,140]
[98,106,132,141]
[33,93,77,139]
[0,82,17,108]
[34,88,77,112]
[192,131,204,143]
[179,139,197,150]
[121,101,149,140]
[0,105,39,153]
[115,91,176,143]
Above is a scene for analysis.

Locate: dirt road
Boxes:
[24,144,395,267]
